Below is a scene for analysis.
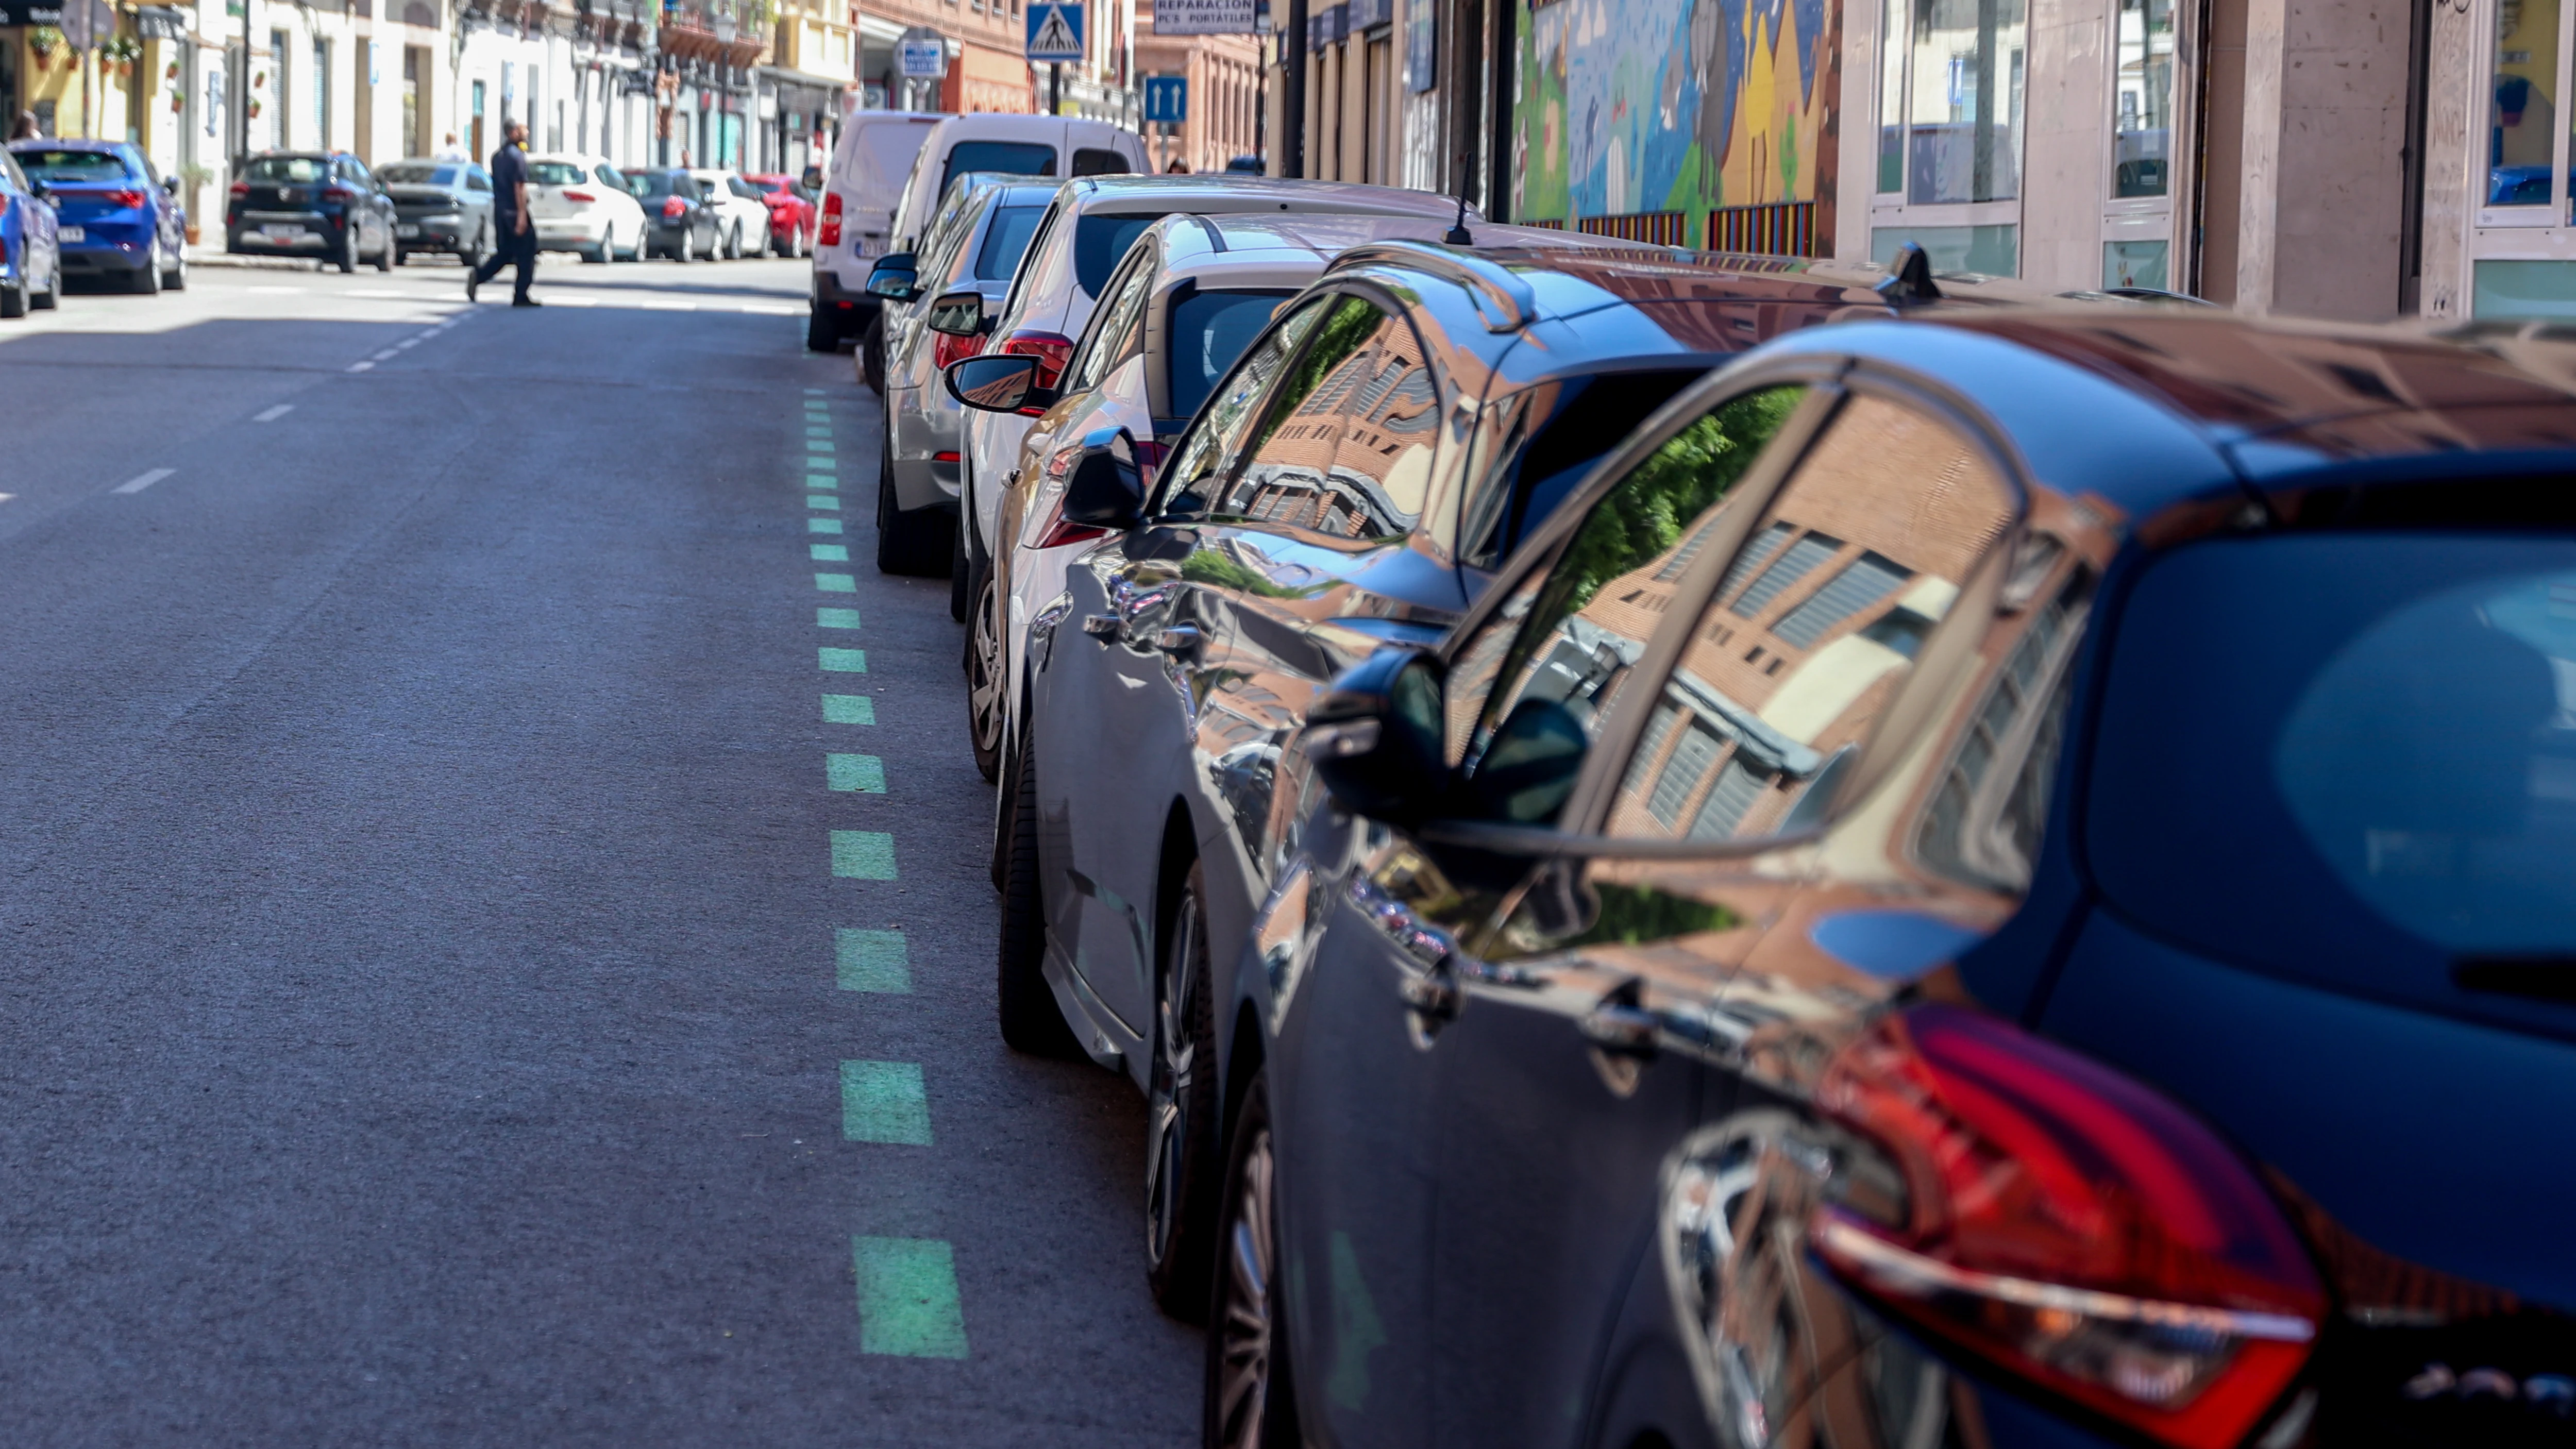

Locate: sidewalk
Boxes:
[182,247,319,272]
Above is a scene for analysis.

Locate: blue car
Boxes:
[6,140,187,295]
[0,146,61,317]
[1200,283,2576,1449]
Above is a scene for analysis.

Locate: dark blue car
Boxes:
[1203,296,2576,1449]
[7,141,187,295]
[0,146,61,318]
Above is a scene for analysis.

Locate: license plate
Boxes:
[396,223,419,238]
[854,235,884,258]
[57,225,82,242]
[261,224,303,239]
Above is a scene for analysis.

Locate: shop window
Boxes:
[2104,238,2169,289]
[1879,0,2026,205]
[2111,0,2172,197]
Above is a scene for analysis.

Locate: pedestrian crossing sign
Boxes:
[1026,2,1085,61]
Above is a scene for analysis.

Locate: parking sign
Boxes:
[1143,76,1187,125]
[1025,2,1085,62]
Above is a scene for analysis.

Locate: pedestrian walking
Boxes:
[466,121,540,308]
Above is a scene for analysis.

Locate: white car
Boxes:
[525,154,648,264]
[807,110,943,352]
[686,170,773,259]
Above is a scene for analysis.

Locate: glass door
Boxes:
[2101,0,2177,289]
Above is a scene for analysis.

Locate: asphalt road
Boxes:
[0,254,1198,1446]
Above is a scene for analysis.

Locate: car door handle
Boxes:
[1082,614,1119,637]
[1579,1002,1660,1060]
[1153,625,1204,653]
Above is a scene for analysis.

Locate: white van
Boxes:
[808,110,942,352]
[809,110,1146,352]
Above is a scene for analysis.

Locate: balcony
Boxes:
[660,0,769,66]
[576,0,655,49]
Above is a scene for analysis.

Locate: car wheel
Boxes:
[805,298,839,353]
[338,224,360,274]
[0,274,26,319]
[470,222,491,269]
[588,227,612,264]
[727,223,743,260]
[861,311,886,392]
[163,242,187,290]
[874,428,953,577]
[1205,1072,1300,1449]
[996,720,1081,1056]
[131,249,161,295]
[677,227,694,263]
[964,561,1006,783]
[1146,860,1222,1320]
[373,225,393,271]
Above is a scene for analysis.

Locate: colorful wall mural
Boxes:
[1511,0,1839,245]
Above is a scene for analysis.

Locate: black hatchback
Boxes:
[1208,307,2576,1449]
[620,169,722,263]
[226,151,399,273]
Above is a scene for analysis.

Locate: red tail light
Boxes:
[996,330,1076,390]
[101,189,147,210]
[323,184,357,204]
[931,327,986,370]
[661,196,686,221]
[562,189,597,204]
[229,180,250,198]
[1811,1005,2321,1449]
[819,190,844,246]
[1030,491,1112,550]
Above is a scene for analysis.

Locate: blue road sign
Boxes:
[1025,3,1085,62]
[1143,75,1188,124]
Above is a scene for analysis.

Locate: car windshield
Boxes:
[2089,531,2576,1007]
[972,204,1048,281]
[1167,289,1294,421]
[625,171,685,198]
[246,156,329,184]
[1074,212,1168,298]
[13,148,130,182]
[938,141,1055,201]
[379,163,459,186]
[530,162,588,186]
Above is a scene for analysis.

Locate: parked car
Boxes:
[378,157,495,265]
[988,241,1944,1318]
[226,151,398,273]
[621,168,723,263]
[0,148,61,318]
[910,175,1488,585]
[868,175,1059,605]
[747,172,817,257]
[5,140,185,294]
[527,154,647,263]
[881,113,1146,259]
[807,109,944,353]
[1186,303,2576,1448]
[685,169,772,259]
[944,211,1583,781]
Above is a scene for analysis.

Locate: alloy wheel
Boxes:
[1144,887,1203,1282]
[1211,1124,1276,1449]
[966,570,1007,775]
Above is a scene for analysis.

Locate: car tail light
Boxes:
[563,189,597,204]
[1030,487,1112,550]
[662,196,686,221]
[323,184,356,204]
[102,189,147,210]
[996,330,1077,390]
[1810,1005,2322,1449]
[931,327,986,370]
[819,190,844,246]
[229,180,250,198]
[932,450,962,466]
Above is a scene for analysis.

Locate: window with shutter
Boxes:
[1729,530,1842,618]
[1772,550,1912,649]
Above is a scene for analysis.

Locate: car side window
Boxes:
[1450,386,1811,812]
[993,200,1065,333]
[1322,308,1441,536]
[1598,393,2017,841]
[468,169,492,193]
[1063,248,1155,396]
[596,164,626,191]
[732,178,761,200]
[1151,297,1334,517]
[1215,295,1408,538]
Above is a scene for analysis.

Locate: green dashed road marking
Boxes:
[810,441,835,453]
[809,495,840,511]
[832,831,896,879]
[819,647,868,672]
[807,473,838,487]
[805,426,832,438]
[840,1060,932,1144]
[827,753,886,793]
[811,544,851,563]
[852,1237,968,1358]
[837,929,910,992]
[823,694,875,724]
[817,608,862,630]
[816,572,857,593]
[811,518,845,534]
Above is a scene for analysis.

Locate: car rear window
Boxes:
[939,141,1055,202]
[849,120,937,192]
[973,204,1048,281]
[625,171,684,198]
[13,148,130,182]
[2088,532,2576,1003]
[1074,212,1168,298]
[379,163,459,186]
[1168,288,1293,422]
[246,156,329,183]
[530,162,587,185]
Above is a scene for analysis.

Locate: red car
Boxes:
[746,174,817,258]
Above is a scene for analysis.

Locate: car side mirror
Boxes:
[1305,647,1451,829]
[1063,427,1147,529]
[924,288,984,336]
[865,251,919,300]
[27,179,50,203]
[1456,696,1589,826]
[161,176,179,194]
[945,353,1057,415]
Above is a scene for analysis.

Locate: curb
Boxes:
[181,249,322,271]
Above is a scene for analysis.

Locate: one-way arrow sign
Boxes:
[1026,2,1085,61]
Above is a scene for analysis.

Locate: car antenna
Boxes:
[1875,240,1943,305]
[1444,193,1473,246]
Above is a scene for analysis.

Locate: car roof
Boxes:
[1058,175,1469,222]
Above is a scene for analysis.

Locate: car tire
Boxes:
[588,227,613,264]
[1205,1071,1301,1449]
[996,721,1082,1057]
[163,244,187,291]
[393,247,410,267]
[131,251,161,295]
[806,299,840,353]
[874,428,953,578]
[727,223,743,260]
[0,276,25,319]
[1146,860,1222,1321]
[860,311,886,392]
[337,224,360,274]
[373,226,393,271]
[964,559,1006,784]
